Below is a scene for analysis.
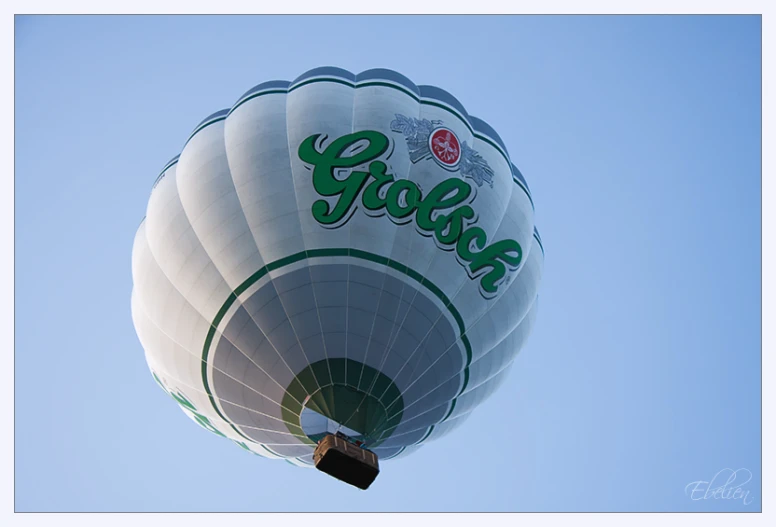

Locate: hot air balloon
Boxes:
[131,67,543,489]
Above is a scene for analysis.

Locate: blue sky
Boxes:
[14,15,761,512]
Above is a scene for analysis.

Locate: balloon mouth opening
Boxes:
[297,383,394,447]
[300,404,364,444]
[280,358,405,449]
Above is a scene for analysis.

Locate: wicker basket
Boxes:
[313,434,380,490]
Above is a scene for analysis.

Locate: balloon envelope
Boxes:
[131,67,544,468]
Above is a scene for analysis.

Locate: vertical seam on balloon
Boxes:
[172,121,306,430]
[219,93,322,411]
[368,101,489,415]
[355,92,426,409]
[339,82,359,425]
[367,104,465,410]
[283,84,332,401]
[288,85,338,411]
[341,81,415,436]
[220,106,314,435]
[220,132,313,402]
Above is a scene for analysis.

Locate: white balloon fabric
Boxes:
[131,67,544,468]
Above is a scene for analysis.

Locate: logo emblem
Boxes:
[429,127,461,168]
[390,114,495,188]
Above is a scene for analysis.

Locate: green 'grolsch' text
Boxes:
[298,130,522,296]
